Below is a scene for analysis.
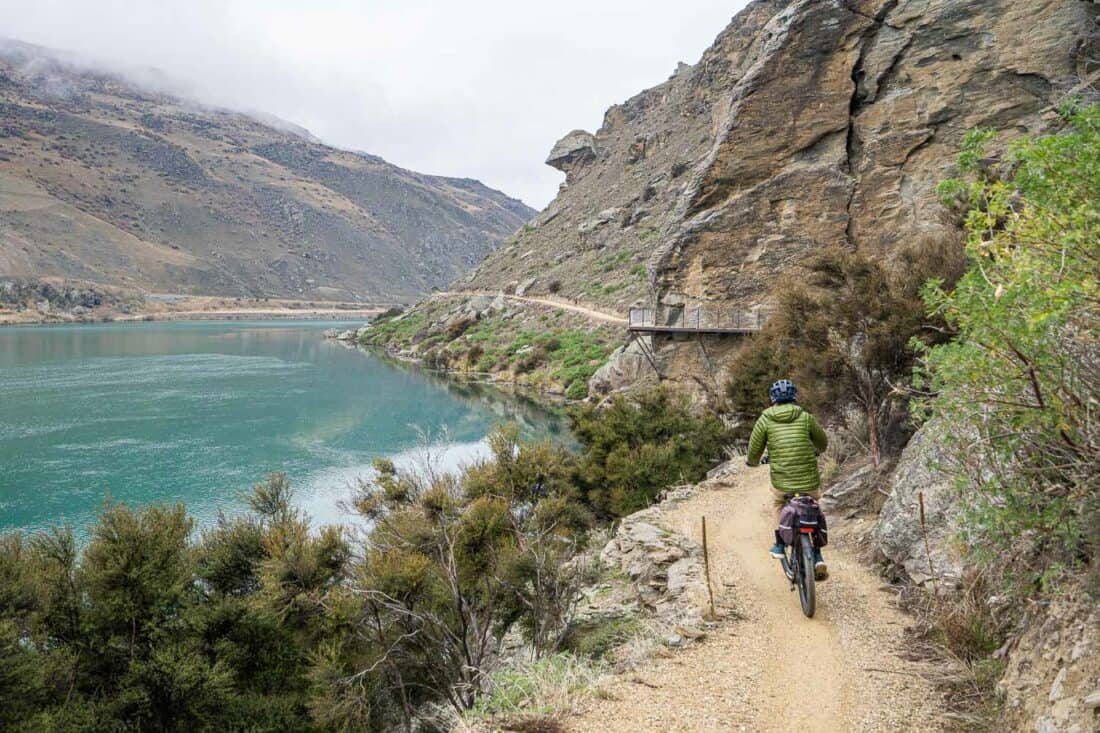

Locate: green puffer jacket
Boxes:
[746,403,828,493]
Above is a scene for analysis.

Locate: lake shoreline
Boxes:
[345,337,581,409]
[0,286,401,327]
[0,307,386,327]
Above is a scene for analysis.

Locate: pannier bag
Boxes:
[776,495,828,548]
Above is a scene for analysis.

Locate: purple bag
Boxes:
[776,495,828,548]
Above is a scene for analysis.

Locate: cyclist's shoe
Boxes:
[769,541,786,559]
[813,549,828,580]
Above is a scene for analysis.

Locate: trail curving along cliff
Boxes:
[570,466,945,732]
[430,291,628,326]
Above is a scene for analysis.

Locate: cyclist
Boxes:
[745,379,829,578]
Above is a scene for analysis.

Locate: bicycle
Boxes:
[778,495,818,618]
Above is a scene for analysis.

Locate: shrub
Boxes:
[465,343,484,371]
[562,614,643,660]
[570,387,732,517]
[345,426,593,722]
[725,234,964,463]
[515,344,550,374]
[917,103,1100,596]
[0,478,352,732]
[565,379,589,401]
[376,306,404,320]
[445,316,476,340]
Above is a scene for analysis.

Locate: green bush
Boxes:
[348,425,593,719]
[358,309,427,348]
[570,387,732,517]
[0,475,349,732]
[565,378,589,400]
[917,103,1100,595]
[597,249,633,272]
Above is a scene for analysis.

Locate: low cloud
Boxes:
[0,0,745,208]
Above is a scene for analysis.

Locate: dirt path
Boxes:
[431,291,628,326]
[569,467,945,732]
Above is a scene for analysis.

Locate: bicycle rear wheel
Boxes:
[797,534,816,618]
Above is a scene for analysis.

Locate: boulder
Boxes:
[515,277,537,297]
[589,340,654,396]
[545,129,596,175]
[822,462,878,515]
[872,420,963,587]
[465,295,493,312]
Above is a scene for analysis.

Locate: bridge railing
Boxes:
[628,306,765,332]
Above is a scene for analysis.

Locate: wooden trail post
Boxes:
[701,516,716,619]
[918,492,937,590]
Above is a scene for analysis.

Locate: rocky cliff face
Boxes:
[0,40,534,303]
[653,0,1093,310]
[460,0,1096,389]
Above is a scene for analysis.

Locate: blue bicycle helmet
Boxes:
[769,379,797,404]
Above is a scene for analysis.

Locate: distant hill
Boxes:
[0,40,534,303]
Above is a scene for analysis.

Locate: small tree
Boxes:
[343,427,591,728]
[726,237,964,465]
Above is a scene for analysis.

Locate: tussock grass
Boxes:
[465,653,606,726]
[901,574,1008,731]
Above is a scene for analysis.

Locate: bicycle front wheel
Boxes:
[798,534,816,618]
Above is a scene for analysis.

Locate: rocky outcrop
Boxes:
[460,0,1097,391]
[822,461,880,517]
[0,276,141,320]
[323,326,367,342]
[546,129,597,179]
[997,588,1100,733]
[588,340,656,397]
[658,0,1093,296]
[599,485,708,626]
[873,420,963,587]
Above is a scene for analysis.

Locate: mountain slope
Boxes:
[457,0,1095,322]
[0,40,534,303]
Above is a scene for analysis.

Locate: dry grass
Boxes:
[900,574,1009,731]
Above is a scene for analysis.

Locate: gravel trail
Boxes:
[430,291,628,325]
[569,467,945,732]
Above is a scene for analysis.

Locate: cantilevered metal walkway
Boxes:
[627,306,765,335]
[625,305,765,385]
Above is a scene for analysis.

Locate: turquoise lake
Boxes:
[0,320,565,535]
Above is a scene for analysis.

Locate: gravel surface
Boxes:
[568,467,946,732]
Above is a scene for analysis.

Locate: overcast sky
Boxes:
[0,1,749,208]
